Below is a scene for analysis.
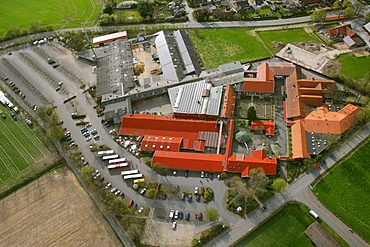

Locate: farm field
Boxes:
[258,28,320,53]
[0,0,103,38]
[315,139,370,242]
[0,167,121,246]
[188,28,271,69]
[0,104,57,195]
[232,202,349,247]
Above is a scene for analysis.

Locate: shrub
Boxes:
[63,95,76,103]
[220,172,228,180]
[192,225,229,247]
[71,114,86,119]
[203,187,214,202]
[145,188,156,199]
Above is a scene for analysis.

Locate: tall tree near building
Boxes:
[247,106,257,121]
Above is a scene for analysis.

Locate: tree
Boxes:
[103,4,113,14]
[220,172,228,180]
[137,1,154,19]
[271,178,288,193]
[310,9,327,23]
[205,208,219,221]
[80,165,93,181]
[344,6,355,18]
[365,12,370,22]
[248,168,269,197]
[204,188,214,202]
[145,188,156,199]
[247,106,257,121]
[332,0,340,9]
[98,13,117,26]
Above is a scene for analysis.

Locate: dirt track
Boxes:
[0,168,121,247]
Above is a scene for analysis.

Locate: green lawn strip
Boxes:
[258,28,320,53]
[0,148,14,182]
[338,53,370,80]
[188,28,271,69]
[315,139,370,242]
[0,130,29,171]
[0,118,41,162]
[232,202,315,247]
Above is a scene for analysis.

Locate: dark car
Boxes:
[188,194,192,203]
[196,194,201,202]
[209,173,213,180]
[179,211,184,220]
[184,170,189,178]
[260,206,267,212]
[185,212,190,221]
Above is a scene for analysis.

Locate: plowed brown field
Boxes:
[0,168,121,247]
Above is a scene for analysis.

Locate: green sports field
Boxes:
[315,139,370,242]
[0,0,103,38]
[0,104,51,184]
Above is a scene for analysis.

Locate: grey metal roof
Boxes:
[219,61,244,75]
[174,30,195,74]
[168,80,223,116]
[96,39,134,97]
[364,22,370,33]
[343,36,355,47]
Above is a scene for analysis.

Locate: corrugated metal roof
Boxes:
[343,36,355,47]
[93,31,127,44]
[365,22,370,33]
[174,30,195,74]
[168,80,222,116]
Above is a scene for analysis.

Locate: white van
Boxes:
[309,210,319,219]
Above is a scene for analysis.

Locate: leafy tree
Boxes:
[80,165,93,181]
[47,126,65,142]
[310,9,327,23]
[342,0,350,7]
[205,208,219,221]
[365,12,370,22]
[344,6,355,18]
[137,1,154,19]
[204,188,214,202]
[103,4,113,15]
[272,178,288,193]
[247,106,257,121]
[146,188,156,199]
[220,172,228,180]
[99,13,117,26]
[248,168,269,197]
[332,0,340,9]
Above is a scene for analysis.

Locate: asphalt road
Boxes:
[207,124,370,247]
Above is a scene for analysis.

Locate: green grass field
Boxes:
[0,104,50,183]
[232,202,349,247]
[188,28,271,69]
[338,54,370,80]
[315,139,370,242]
[233,203,315,247]
[0,0,103,38]
[258,28,320,53]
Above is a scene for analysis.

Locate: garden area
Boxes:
[314,139,370,242]
[232,202,349,247]
[187,28,271,69]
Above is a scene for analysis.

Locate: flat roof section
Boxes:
[168,80,223,116]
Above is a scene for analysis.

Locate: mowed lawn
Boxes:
[188,28,271,69]
[315,139,370,242]
[258,28,320,53]
[0,105,50,182]
[338,53,370,80]
[0,0,102,37]
[233,202,315,247]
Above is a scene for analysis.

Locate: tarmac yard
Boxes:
[0,168,121,247]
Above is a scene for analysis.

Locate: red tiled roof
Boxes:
[152,151,225,172]
[228,151,277,175]
[242,63,275,94]
[221,84,236,118]
[291,120,310,159]
[140,135,182,152]
[252,149,266,160]
[251,121,275,136]
[119,114,219,138]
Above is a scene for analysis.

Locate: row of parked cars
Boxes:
[92,169,125,197]
[169,210,202,229]
[81,124,99,142]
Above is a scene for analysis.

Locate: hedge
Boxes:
[63,95,76,103]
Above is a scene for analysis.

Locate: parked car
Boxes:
[83,132,90,138]
[169,210,174,219]
[181,192,186,201]
[179,211,183,220]
[85,123,92,128]
[111,187,118,193]
[140,188,147,195]
[194,187,199,194]
[93,172,100,179]
[205,172,209,178]
[92,169,99,176]
[172,221,177,230]
[185,212,190,221]
[198,212,203,220]
[209,173,213,180]
[200,187,205,194]
[200,171,205,178]
[105,183,111,189]
[115,190,121,196]
[196,194,201,202]
[184,170,189,178]
[174,210,179,219]
[128,199,134,207]
[162,192,166,200]
[260,206,267,212]
[85,136,92,142]
[217,173,221,180]
[90,129,98,135]
[188,194,192,203]
[93,134,100,140]
[138,207,144,214]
